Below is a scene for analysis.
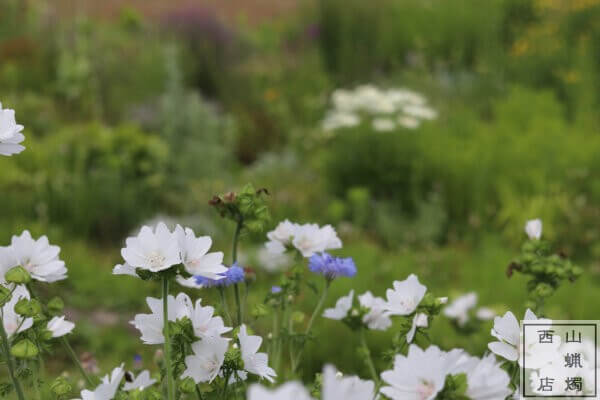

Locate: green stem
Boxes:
[162,277,175,400]
[360,329,379,385]
[0,319,25,400]
[218,287,233,326]
[61,337,94,387]
[233,284,242,326]
[291,279,331,374]
[231,219,242,264]
[231,219,244,326]
[31,359,41,400]
[195,384,204,400]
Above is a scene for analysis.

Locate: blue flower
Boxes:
[271,285,282,294]
[308,252,356,279]
[194,263,245,287]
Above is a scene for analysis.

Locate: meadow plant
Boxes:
[0,103,584,400]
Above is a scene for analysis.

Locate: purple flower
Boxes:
[271,286,282,294]
[309,252,356,280]
[194,263,245,287]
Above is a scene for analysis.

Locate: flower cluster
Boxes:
[321,84,438,133]
[0,117,583,400]
[113,222,227,281]
[0,102,25,156]
[443,292,495,331]
[265,219,342,258]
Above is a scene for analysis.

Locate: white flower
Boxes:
[174,225,227,279]
[403,105,438,120]
[358,291,391,331]
[384,274,427,316]
[112,263,139,278]
[248,382,313,400]
[120,222,181,273]
[525,219,542,240]
[0,230,67,282]
[488,309,559,368]
[372,118,396,132]
[443,292,478,326]
[188,298,231,339]
[266,220,298,245]
[323,290,354,320]
[265,221,342,258]
[398,115,421,129]
[2,285,33,338]
[47,315,75,338]
[322,111,360,132]
[476,307,496,320]
[407,313,428,343]
[182,337,229,383]
[450,353,512,400]
[322,365,375,400]
[131,293,229,344]
[257,247,292,272]
[80,364,125,400]
[291,223,342,258]
[0,102,25,156]
[238,324,276,382]
[122,370,157,391]
[380,345,451,400]
[175,275,203,289]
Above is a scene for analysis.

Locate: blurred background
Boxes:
[1,0,600,382]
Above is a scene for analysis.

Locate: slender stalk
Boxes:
[0,317,25,400]
[231,218,242,264]
[218,287,233,326]
[304,279,331,336]
[231,219,244,326]
[31,359,41,400]
[359,329,379,385]
[162,277,175,400]
[291,279,331,373]
[195,384,204,400]
[233,284,242,326]
[61,337,94,387]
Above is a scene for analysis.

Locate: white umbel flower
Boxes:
[384,274,427,316]
[120,222,181,273]
[0,102,25,156]
[358,291,392,331]
[2,285,33,338]
[239,324,276,382]
[80,364,125,400]
[323,290,354,320]
[47,315,75,338]
[525,219,542,240]
[182,337,229,383]
[0,231,67,282]
[174,225,227,279]
[248,382,313,400]
[122,370,157,391]
[322,365,375,400]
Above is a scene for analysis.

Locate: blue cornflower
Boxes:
[271,285,282,294]
[194,263,245,287]
[308,252,356,280]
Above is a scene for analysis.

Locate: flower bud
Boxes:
[14,298,42,317]
[178,377,196,394]
[50,377,72,396]
[11,339,38,359]
[48,296,65,315]
[5,266,31,284]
